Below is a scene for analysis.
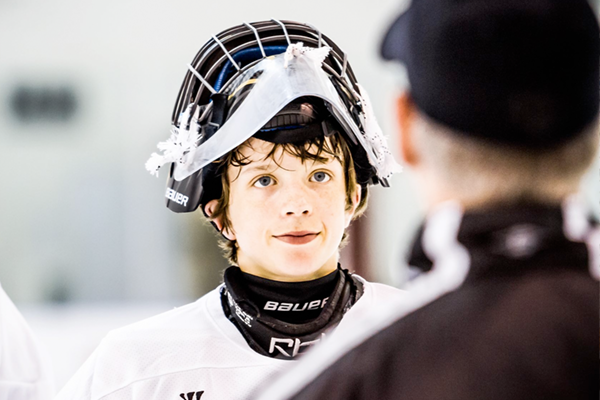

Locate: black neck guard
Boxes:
[221,266,363,360]
[240,269,339,324]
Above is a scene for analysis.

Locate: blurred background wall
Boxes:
[1,0,598,391]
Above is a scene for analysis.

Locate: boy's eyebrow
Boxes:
[238,164,274,176]
[237,154,339,176]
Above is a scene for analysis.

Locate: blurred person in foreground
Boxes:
[0,284,53,399]
[56,20,404,400]
[254,1,600,399]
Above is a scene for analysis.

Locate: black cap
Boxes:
[381,0,600,149]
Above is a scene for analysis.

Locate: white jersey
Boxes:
[0,285,53,400]
[56,278,403,400]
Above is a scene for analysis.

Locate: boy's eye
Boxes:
[311,171,331,183]
[254,176,274,187]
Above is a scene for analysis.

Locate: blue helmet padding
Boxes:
[213,45,288,92]
[258,124,303,133]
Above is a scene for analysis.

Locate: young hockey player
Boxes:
[56,20,402,400]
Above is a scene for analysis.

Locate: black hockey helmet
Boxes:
[146,20,399,213]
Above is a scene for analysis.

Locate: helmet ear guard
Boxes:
[165,165,204,213]
[165,92,228,213]
[149,20,400,214]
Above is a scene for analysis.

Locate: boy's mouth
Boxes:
[274,231,320,245]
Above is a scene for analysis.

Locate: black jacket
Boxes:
[282,200,599,400]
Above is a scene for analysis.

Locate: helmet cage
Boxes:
[172,20,362,130]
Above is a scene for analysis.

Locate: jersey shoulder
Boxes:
[318,271,599,399]
[68,286,277,399]
[352,274,407,306]
[332,275,407,341]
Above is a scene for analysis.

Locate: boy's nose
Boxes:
[285,205,311,216]
[282,193,313,216]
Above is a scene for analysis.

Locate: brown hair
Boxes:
[206,132,368,265]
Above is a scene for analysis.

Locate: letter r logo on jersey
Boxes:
[179,391,204,400]
[269,335,326,358]
[269,338,295,357]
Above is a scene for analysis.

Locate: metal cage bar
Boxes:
[212,34,241,71]
[271,18,291,45]
[187,64,217,94]
[243,21,266,58]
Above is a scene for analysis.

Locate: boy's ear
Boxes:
[397,92,419,167]
[344,183,362,228]
[204,199,236,241]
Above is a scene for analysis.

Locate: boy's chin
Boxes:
[237,247,338,281]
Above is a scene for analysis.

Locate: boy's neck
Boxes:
[236,253,339,282]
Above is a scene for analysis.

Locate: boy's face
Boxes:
[212,137,359,282]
